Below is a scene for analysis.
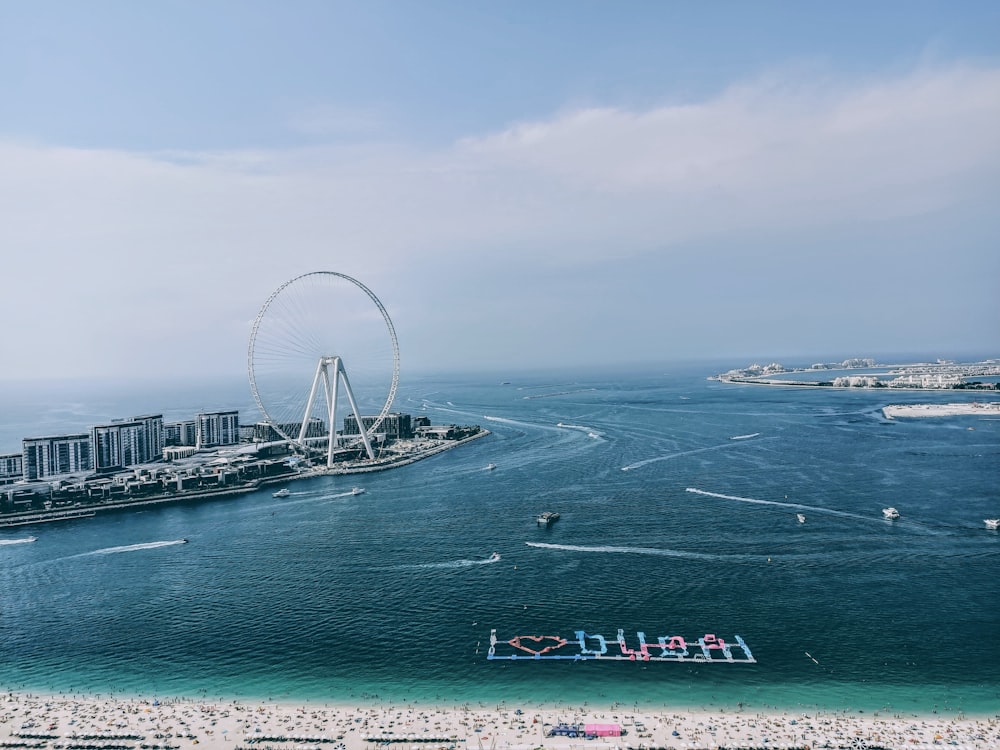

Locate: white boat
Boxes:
[536,511,560,525]
[796,513,806,523]
[351,487,365,495]
[486,463,497,471]
[273,488,291,498]
[488,551,501,562]
[882,507,900,520]
[985,519,999,529]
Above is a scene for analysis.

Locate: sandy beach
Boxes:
[882,403,1000,419]
[2,692,998,750]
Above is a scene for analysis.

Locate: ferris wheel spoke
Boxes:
[248,271,400,469]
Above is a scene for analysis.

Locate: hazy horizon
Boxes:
[2,2,998,380]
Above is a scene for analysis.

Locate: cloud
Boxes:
[1,63,997,380]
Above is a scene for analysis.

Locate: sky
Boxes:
[1,0,998,382]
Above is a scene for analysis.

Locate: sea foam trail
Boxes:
[621,440,746,471]
[0,537,37,546]
[484,415,562,432]
[556,423,602,438]
[91,540,187,555]
[526,541,757,562]
[686,488,873,522]
[385,556,502,570]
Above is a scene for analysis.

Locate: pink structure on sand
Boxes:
[584,724,622,737]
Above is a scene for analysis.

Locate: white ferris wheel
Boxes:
[247,272,400,467]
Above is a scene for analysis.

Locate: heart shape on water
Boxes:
[507,635,568,655]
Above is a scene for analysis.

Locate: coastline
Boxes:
[2,691,997,749]
[0,431,490,529]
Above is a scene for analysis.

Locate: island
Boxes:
[882,402,1000,418]
[713,357,1000,390]
[1,413,488,528]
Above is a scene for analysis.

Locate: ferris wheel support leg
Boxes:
[326,361,342,467]
[337,361,376,462]
[299,358,328,446]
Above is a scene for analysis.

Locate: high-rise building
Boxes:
[22,434,93,480]
[164,420,197,446]
[92,421,143,473]
[196,411,240,448]
[131,414,164,461]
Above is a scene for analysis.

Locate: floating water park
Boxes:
[487,628,755,663]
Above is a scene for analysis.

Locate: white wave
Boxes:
[621,441,742,471]
[92,540,188,555]
[0,536,37,546]
[388,555,502,570]
[484,414,559,431]
[730,433,761,440]
[556,422,602,439]
[525,541,755,562]
[685,488,871,521]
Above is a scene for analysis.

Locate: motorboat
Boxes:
[882,507,900,520]
[489,551,501,562]
[351,487,365,495]
[486,463,497,471]
[985,519,999,529]
[796,513,806,523]
[536,511,560,526]
[273,488,291,498]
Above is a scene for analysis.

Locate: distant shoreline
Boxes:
[714,358,999,391]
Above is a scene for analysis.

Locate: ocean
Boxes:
[1,362,998,715]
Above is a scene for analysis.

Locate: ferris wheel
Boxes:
[248,272,400,467]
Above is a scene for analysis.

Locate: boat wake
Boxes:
[556,423,602,439]
[685,488,873,522]
[386,555,503,571]
[621,441,748,471]
[91,540,188,555]
[730,433,761,440]
[0,536,37,546]
[525,541,756,562]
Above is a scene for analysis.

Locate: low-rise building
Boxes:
[0,453,23,484]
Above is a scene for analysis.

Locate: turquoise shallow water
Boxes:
[1,363,998,715]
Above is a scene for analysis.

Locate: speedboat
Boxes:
[882,507,900,520]
[486,463,497,471]
[273,488,291,498]
[985,519,1000,529]
[351,487,365,495]
[796,513,806,523]
[489,551,501,562]
[536,511,560,525]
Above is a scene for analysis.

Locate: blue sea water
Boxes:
[1,362,998,715]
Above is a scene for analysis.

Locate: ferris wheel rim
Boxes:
[247,270,400,448]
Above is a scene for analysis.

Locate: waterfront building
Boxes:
[252,418,325,443]
[131,414,164,461]
[164,420,197,447]
[163,446,198,461]
[196,410,240,448]
[93,421,144,473]
[0,453,23,484]
[92,415,164,473]
[22,434,93,481]
[343,412,413,440]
